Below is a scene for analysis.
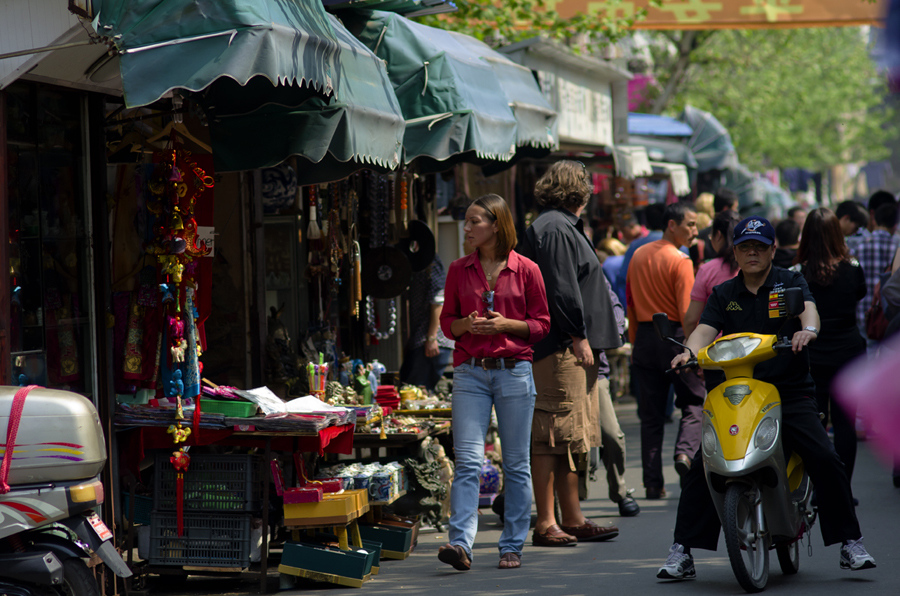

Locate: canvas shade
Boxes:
[628,135,699,170]
[92,0,404,176]
[92,0,348,108]
[347,10,523,168]
[680,105,739,172]
[197,15,404,175]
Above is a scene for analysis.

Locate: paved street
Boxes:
[145,396,899,595]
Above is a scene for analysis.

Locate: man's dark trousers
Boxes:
[673,393,861,549]
[633,323,705,491]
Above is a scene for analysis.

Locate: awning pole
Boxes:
[0,39,100,62]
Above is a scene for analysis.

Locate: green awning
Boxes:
[91,0,344,108]
[453,36,558,153]
[346,10,521,168]
[92,1,404,177]
[679,105,739,173]
[197,16,404,176]
[324,0,457,16]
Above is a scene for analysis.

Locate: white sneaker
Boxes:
[840,537,876,570]
[657,543,696,579]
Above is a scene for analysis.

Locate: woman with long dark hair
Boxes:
[794,207,867,481]
[439,194,550,570]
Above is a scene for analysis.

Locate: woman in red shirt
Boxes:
[438,194,550,571]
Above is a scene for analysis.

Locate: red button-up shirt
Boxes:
[440,250,551,367]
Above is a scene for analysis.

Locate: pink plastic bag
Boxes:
[834,335,900,464]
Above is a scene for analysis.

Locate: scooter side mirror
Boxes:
[653,312,675,341]
[784,287,804,318]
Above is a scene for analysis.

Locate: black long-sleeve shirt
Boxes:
[519,208,622,362]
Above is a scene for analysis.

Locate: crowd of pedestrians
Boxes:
[429,162,897,576]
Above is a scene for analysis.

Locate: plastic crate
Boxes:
[154,453,262,513]
[122,494,153,525]
[149,512,251,567]
[199,398,258,417]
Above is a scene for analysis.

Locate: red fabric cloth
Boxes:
[0,385,36,493]
[440,250,550,367]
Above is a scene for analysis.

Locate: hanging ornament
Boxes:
[366,296,397,340]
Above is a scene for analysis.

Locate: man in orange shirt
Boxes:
[626,202,704,500]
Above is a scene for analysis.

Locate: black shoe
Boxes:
[618,496,640,517]
[646,486,667,500]
[491,492,505,524]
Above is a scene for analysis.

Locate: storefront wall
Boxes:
[4,81,99,397]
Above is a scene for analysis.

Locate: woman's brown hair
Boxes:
[534,160,591,210]
[471,193,517,258]
[795,207,850,285]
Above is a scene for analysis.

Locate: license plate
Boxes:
[87,513,113,541]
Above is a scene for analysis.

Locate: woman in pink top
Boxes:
[437,194,550,571]
[684,210,740,393]
[683,210,741,340]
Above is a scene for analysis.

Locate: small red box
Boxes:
[283,485,324,504]
[314,478,344,493]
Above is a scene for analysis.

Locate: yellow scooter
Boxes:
[654,287,816,593]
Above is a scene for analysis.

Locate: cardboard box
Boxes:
[279,541,378,588]
[283,492,359,526]
[357,525,413,559]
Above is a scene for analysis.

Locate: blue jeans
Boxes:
[449,360,536,557]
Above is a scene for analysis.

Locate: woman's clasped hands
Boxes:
[465,310,509,335]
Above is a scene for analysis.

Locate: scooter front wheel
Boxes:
[55,558,100,596]
[723,483,769,593]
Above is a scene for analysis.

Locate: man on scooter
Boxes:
[658,216,876,580]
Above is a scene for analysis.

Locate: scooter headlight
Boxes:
[702,425,718,456]
[754,417,778,451]
[707,337,762,362]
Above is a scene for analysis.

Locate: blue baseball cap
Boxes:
[733,216,775,245]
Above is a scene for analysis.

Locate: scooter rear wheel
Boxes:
[55,558,99,596]
[776,541,800,575]
[723,483,769,593]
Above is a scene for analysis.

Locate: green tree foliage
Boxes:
[416,0,661,50]
[648,28,894,171]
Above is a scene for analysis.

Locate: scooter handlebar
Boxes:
[666,359,698,374]
[773,337,794,350]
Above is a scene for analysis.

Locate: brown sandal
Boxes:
[438,544,471,571]
[498,552,521,569]
[532,524,577,547]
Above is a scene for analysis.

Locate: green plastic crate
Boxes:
[153,453,262,512]
[122,494,152,525]
[149,512,251,567]
[199,398,258,417]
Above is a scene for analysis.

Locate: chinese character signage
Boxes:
[549,0,884,29]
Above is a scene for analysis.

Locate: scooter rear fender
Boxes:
[59,515,132,578]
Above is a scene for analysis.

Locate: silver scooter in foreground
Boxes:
[0,385,132,595]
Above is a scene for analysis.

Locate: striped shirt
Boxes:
[850,230,900,328]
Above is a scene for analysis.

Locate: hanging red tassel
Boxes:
[170,449,191,536]
[176,472,184,536]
